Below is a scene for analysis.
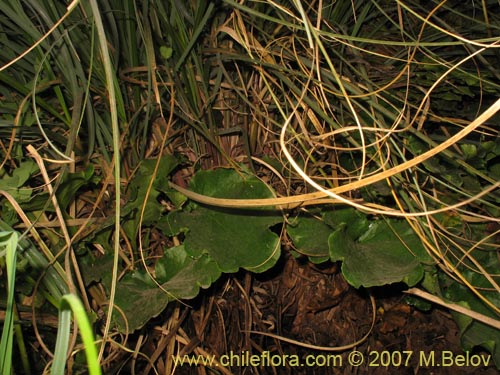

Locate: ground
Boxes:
[164,252,498,375]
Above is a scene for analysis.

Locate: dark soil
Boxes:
[170,252,498,375]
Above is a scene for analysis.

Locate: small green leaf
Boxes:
[323,208,369,239]
[460,144,477,160]
[440,92,462,101]
[121,155,178,243]
[407,136,445,173]
[159,46,173,60]
[463,75,479,86]
[56,165,99,210]
[404,295,432,311]
[0,160,37,188]
[0,160,37,201]
[154,245,221,296]
[287,213,332,258]
[443,172,463,187]
[480,141,500,162]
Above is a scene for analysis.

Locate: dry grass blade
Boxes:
[405,288,500,330]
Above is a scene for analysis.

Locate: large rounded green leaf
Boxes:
[161,168,283,273]
[329,216,432,288]
[113,245,220,332]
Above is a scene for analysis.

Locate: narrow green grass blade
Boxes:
[0,231,19,375]
[174,2,215,72]
[51,306,71,375]
[51,294,102,375]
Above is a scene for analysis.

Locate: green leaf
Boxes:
[0,160,37,188]
[440,92,462,101]
[56,165,99,210]
[286,213,332,258]
[159,46,173,60]
[0,160,37,201]
[113,272,162,332]
[121,155,178,243]
[323,208,369,239]
[189,168,275,201]
[329,219,431,288]
[161,168,283,273]
[441,272,500,369]
[460,144,477,160]
[154,245,221,296]
[443,172,463,187]
[404,295,432,311]
[79,252,116,288]
[113,245,220,332]
[480,141,500,161]
[407,136,445,174]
